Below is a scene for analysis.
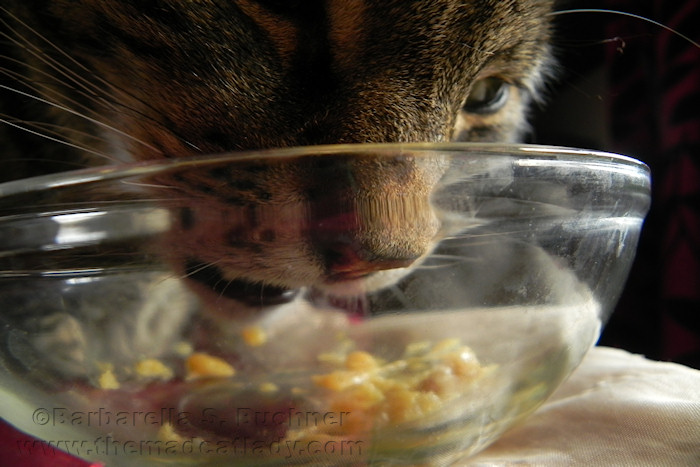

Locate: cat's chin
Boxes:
[182,257,416,318]
[318,266,413,296]
[184,252,418,299]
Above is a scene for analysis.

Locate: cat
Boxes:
[0,1,563,397]
[0,1,555,306]
[1,1,553,165]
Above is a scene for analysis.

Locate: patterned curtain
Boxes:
[598,0,700,368]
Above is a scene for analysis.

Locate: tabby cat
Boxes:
[0,3,590,461]
[1,1,554,308]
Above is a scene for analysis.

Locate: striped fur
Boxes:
[1,1,554,300]
[1,1,553,172]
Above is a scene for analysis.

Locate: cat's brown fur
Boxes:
[0,0,554,301]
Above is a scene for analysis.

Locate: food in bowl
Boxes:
[0,143,650,465]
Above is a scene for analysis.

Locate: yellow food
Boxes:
[173,341,194,357]
[258,382,279,393]
[241,325,267,346]
[97,367,120,390]
[89,330,489,459]
[310,338,488,436]
[135,358,174,381]
[157,422,185,443]
[344,350,380,371]
[185,352,236,379]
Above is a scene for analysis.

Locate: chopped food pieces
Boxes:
[310,339,489,434]
[135,358,174,381]
[185,352,236,380]
[97,367,120,390]
[241,325,267,346]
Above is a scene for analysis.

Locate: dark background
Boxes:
[532,0,700,368]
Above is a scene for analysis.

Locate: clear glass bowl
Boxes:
[0,143,650,466]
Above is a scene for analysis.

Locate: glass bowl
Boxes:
[0,143,650,466]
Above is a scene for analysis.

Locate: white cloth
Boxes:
[469,346,700,466]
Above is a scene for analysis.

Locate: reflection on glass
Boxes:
[0,144,650,465]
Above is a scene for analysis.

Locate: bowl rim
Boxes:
[0,142,650,197]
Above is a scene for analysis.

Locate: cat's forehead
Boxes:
[53,0,552,44]
[55,0,552,77]
[13,0,554,151]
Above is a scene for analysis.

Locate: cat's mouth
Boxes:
[183,258,378,315]
[184,259,299,307]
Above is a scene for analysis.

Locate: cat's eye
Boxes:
[463,77,510,115]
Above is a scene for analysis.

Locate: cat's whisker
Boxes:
[415,261,481,274]
[1,11,173,156]
[416,260,469,271]
[0,59,155,154]
[0,116,117,163]
[0,117,117,164]
[1,113,112,150]
[0,18,114,108]
[119,180,182,190]
[0,57,172,158]
[444,231,523,241]
[178,259,224,282]
[217,279,238,302]
[2,7,199,156]
[0,9,136,109]
[422,253,476,265]
[0,83,160,155]
[549,9,700,50]
[0,55,129,125]
[440,235,518,250]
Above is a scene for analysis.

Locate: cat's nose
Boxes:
[319,236,420,281]
[303,154,444,284]
[310,208,429,282]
